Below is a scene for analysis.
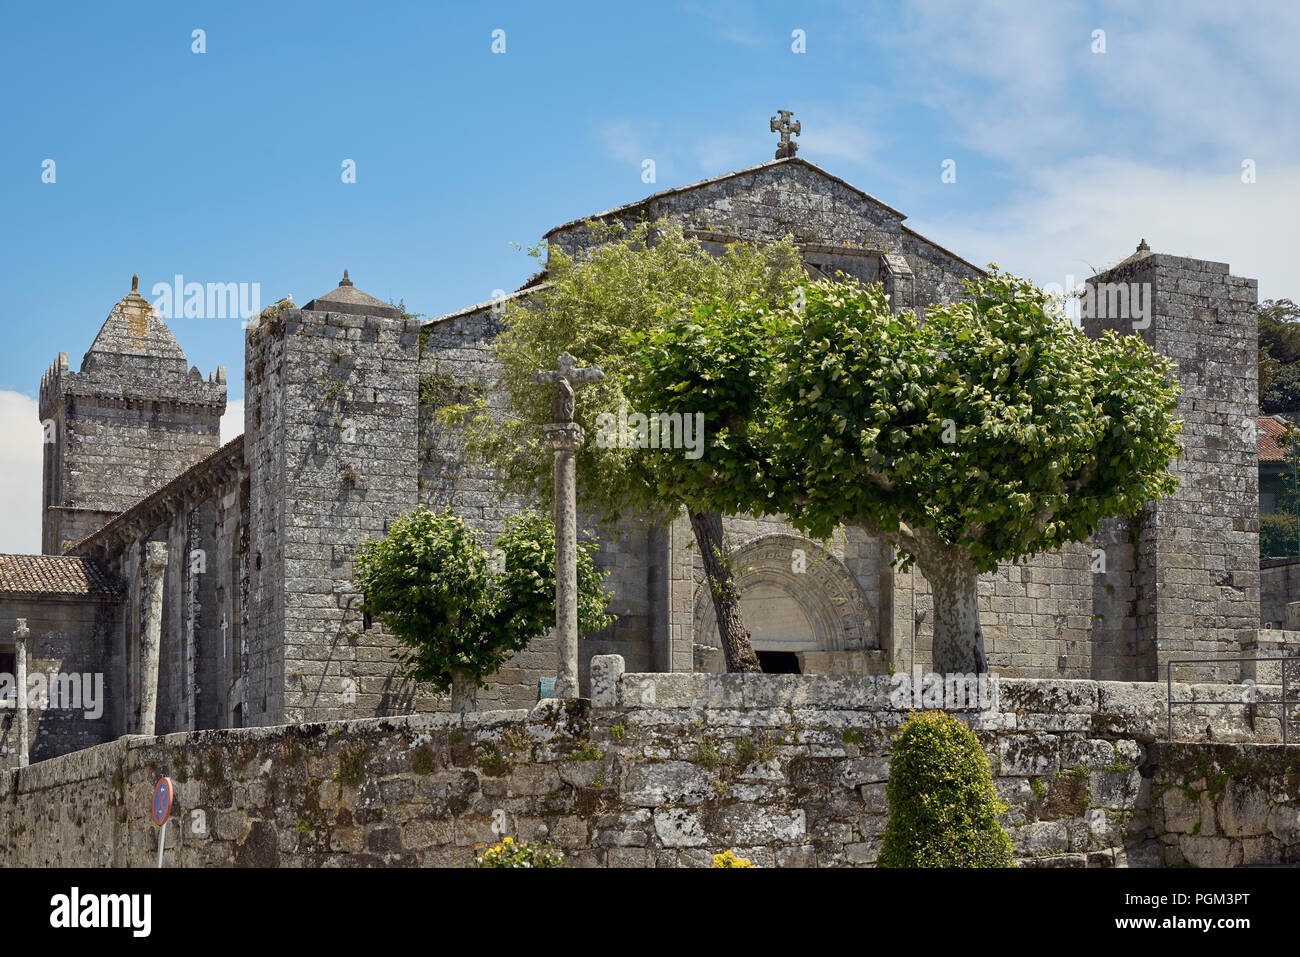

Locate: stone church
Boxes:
[0,137,1263,769]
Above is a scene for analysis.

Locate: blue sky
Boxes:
[1,0,1298,551]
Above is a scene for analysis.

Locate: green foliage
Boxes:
[563,742,605,761]
[475,744,514,776]
[1259,299,1300,414]
[334,742,369,788]
[694,740,722,771]
[878,711,1015,868]
[640,270,1182,575]
[1264,420,1300,561]
[455,218,805,524]
[352,507,613,695]
[411,746,435,775]
[734,733,780,766]
[623,294,784,511]
[474,836,565,868]
[781,272,1182,570]
[1260,512,1300,559]
[1262,364,1300,416]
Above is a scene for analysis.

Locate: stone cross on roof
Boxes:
[533,352,603,425]
[771,109,800,159]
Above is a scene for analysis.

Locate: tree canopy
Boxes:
[626,270,1184,671]
[448,219,807,672]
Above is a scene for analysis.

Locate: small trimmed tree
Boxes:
[352,508,613,711]
[877,710,1015,868]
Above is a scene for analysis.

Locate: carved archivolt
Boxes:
[693,533,876,653]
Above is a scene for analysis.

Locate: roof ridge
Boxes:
[542,157,907,239]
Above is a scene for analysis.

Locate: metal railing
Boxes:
[1166,656,1300,744]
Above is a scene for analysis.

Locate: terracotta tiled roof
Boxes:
[1259,415,1293,463]
[0,555,119,599]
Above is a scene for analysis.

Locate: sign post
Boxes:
[152,776,174,868]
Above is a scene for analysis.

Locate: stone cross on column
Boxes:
[12,619,29,767]
[533,352,603,698]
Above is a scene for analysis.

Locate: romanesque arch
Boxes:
[692,533,880,674]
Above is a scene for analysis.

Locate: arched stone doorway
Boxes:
[692,533,882,674]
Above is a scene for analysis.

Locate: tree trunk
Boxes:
[923,555,986,675]
[686,508,762,673]
[450,671,478,714]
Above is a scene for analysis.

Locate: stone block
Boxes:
[622,761,712,807]
[653,808,706,848]
[998,735,1060,776]
[589,655,624,708]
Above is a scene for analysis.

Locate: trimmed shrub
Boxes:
[877,710,1016,868]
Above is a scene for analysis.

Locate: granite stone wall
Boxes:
[68,438,247,742]
[3,665,1295,868]
[0,597,121,769]
[1147,743,1300,866]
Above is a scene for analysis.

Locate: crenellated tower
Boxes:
[38,275,227,554]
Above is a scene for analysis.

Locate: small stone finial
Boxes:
[131,273,139,293]
[339,269,353,287]
[14,618,29,641]
[770,109,801,159]
[1137,238,1150,253]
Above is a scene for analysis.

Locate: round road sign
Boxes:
[152,777,174,827]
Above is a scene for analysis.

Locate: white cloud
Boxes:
[880,0,1300,167]
[221,400,244,445]
[0,391,43,555]
[798,116,880,165]
[598,121,659,167]
[908,155,1300,301]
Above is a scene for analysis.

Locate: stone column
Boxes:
[546,422,584,698]
[533,352,602,700]
[140,541,168,736]
[13,619,29,767]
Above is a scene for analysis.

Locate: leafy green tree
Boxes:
[631,272,1183,673]
[1260,513,1300,560]
[450,219,805,673]
[878,710,1015,868]
[1262,363,1300,416]
[1259,299,1300,414]
[352,508,613,711]
[1258,299,1300,359]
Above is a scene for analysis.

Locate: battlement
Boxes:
[39,278,228,554]
[38,357,226,423]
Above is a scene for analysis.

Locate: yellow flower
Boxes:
[712,849,755,868]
